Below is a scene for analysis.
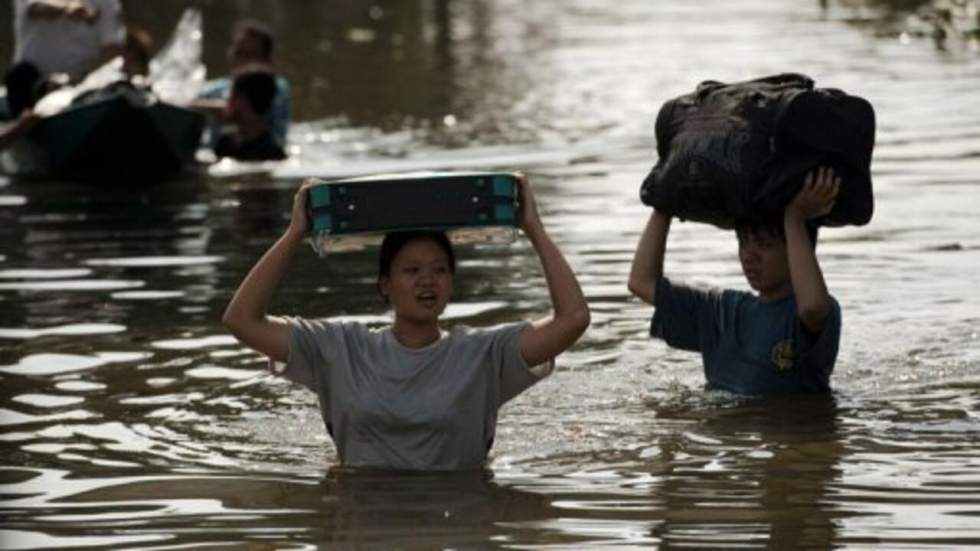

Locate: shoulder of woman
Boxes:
[448,321,529,340]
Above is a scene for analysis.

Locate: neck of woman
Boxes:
[391,318,442,349]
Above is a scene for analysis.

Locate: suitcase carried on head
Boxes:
[306,171,520,255]
[640,73,876,228]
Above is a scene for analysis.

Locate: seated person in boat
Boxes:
[628,167,843,396]
[121,27,153,81]
[222,176,590,470]
[212,67,287,162]
[3,60,57,119]
[12,0,125,84]
[193,19,290,150]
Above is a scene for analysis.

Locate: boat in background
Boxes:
[3,84,204,180]
[1,8,207,181]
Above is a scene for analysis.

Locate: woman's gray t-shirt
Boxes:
[276,318,552,470]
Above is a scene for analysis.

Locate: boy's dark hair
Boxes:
[231,68,277,116]
[735,217,820,250]
[377,231,456,302]
[235,20,275,60]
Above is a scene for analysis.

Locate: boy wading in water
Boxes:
[628,167,842,395]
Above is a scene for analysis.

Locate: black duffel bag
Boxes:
[640,73,875,228]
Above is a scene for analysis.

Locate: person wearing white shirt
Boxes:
[12,0,125,83]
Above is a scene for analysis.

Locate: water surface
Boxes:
[1,0,979,548]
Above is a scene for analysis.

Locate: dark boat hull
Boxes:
[22,94,204,180]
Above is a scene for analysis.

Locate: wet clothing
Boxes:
[13,0,125,83]
[651,277,841,395]
[276,318,552,470]
[213,129,286,161]
[199,75,290,149]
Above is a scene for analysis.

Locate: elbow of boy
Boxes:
[797,303,828,333]
[627,277,643,299]
[626,275,638,295]
[627,274,656,305]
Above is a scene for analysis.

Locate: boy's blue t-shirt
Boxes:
[651,277,841,395]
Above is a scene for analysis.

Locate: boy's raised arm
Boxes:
[784,167,840,334]
[628,209,672,306]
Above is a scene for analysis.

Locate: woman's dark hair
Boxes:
[377,231,456,301]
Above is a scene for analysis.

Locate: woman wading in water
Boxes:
[223,174,589,470]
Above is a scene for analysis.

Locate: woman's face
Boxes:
[380,238,453,323]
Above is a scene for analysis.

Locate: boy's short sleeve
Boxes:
[797,296,842,380]
[492,322,554,406]
[651,277,722,353]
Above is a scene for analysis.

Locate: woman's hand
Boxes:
[786,166,840,222]
[515,172,544,234]
[286,178,318,240]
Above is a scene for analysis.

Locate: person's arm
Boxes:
[25,0,73,19]
[222,178,318,361]
[186,98,228,117]
[627,209,672,306]
[784,166,839,334]
[515,174,590,367]
[26,0,99,22]
[0,110,40,150]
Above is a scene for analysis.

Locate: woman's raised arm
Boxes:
[514,174,591,367]
[222,179,318,361]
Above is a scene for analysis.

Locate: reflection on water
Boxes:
[2,0,980,548]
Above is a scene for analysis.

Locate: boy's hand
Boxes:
[787,166,840,222]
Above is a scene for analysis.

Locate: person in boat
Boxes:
[3,60,63,119]
[628,167,842,395]
[212,66,287,162]
[194,19,291,151]
[121,26,153,80]
[11,0,125,84]
[222,175,590,470]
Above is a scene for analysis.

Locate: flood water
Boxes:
[2,0,980,548]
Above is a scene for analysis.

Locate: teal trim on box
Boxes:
[492,176,514,197]
[313,213,332,232]
[495,205,515,224]
[309,186,331,207]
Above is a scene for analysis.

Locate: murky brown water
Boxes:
[2,0,979,548]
